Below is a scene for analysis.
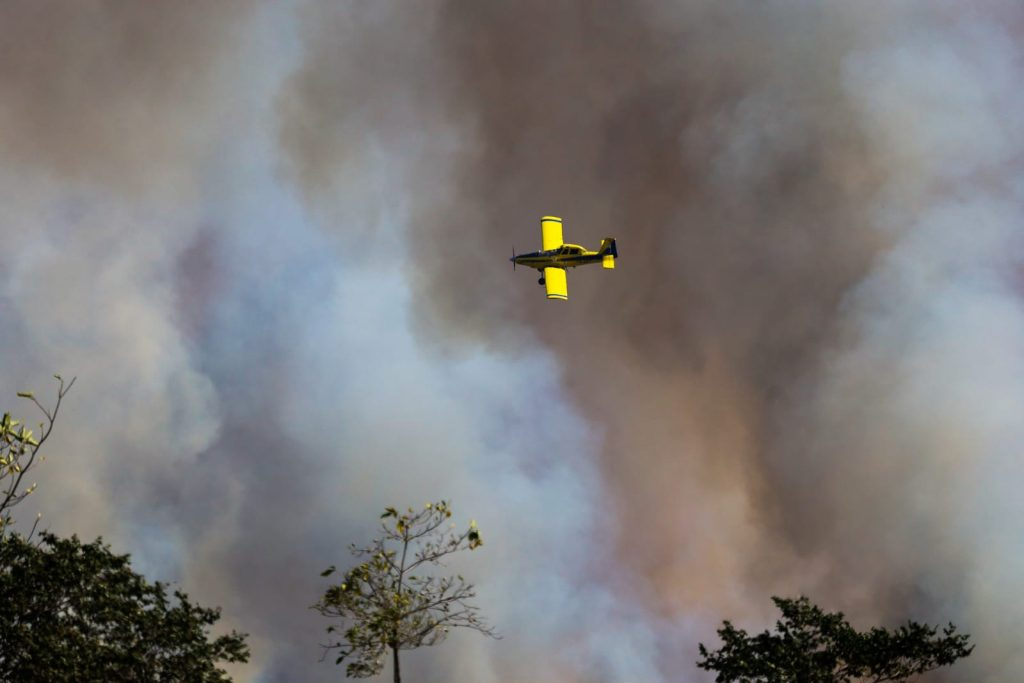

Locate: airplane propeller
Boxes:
[511,246,516,270]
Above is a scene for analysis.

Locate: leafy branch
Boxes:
[0,375,74,536]
[697,596,973,683]
[314,501,495,682]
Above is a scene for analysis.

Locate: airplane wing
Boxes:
[544,267,568,300]
[541,216,563,251]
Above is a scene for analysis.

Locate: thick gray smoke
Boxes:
[2,1,1023,682]
[1,3,648,682]
[281,1,1024,681]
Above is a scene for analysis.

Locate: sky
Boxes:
[2,2,1024,681]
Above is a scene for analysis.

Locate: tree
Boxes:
[0,375,73,536]
[315,501,496,683]
[697,596,973,683]
[0,531,249,682]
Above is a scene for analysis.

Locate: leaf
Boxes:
[321,566,336,577]
[0,532,250,675]
[315,500,496,666]
[16,391,34,399]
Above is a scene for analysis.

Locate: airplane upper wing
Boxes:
[544,267,568,300]
[541,216,563,251]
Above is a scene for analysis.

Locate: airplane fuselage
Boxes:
[511,216,617,300]
[510,244,607,271]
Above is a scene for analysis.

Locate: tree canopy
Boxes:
[0,531,249,682]
[316,501,495,682]
[697,596,973,683]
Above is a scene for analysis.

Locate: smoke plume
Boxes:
[282,1,1024,680]
[1,1,1022,682]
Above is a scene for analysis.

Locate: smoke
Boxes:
[1,1,1022,682]
[1,3,639,682]
[0,0,258,540]
[281,0,1024,680]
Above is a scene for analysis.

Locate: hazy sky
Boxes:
[2,2,1023,681]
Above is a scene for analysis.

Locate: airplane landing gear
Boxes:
[538,277,545,285]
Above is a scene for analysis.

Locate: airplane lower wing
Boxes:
[544,267,567,300]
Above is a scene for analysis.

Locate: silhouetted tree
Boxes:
[316,501,496,683]
[0,531,249,681]
[697,596,973,682]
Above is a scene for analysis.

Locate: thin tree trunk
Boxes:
[392,644,401,683]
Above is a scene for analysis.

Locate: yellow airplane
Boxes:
[510,216,618,300]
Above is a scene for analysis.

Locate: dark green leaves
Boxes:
[697,596,972,683]
[0,531,249,682]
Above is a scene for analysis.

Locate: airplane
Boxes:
[510,216,618,301]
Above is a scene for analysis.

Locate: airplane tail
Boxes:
[598,238,617,269]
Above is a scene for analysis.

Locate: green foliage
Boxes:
[697,596,973,683]
[0,375,73,536]
[0,531,249,682]
[315,501,495,681]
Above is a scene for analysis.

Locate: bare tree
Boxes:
[0,375,74,536]
[315,501,497,682]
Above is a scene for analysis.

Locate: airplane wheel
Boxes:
[538,277,545,285]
